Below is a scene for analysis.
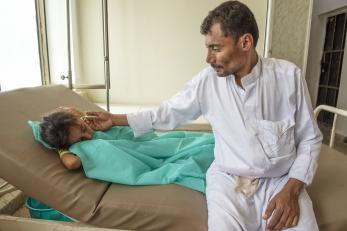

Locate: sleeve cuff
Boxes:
[127,111,154,137]
[288,153,316,185]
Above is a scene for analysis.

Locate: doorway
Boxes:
[316,12,347,126]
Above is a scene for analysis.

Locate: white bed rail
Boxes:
[314,104,347,148]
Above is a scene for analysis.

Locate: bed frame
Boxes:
[0,85,346,230]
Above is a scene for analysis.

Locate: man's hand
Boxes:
[263,178,304,231]
[84,111,113,131]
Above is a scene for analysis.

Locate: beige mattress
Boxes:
[0,85,206,231]
[0,85,346,231]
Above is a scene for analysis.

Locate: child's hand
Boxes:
[60,152,81,170]
[84,111,113,131]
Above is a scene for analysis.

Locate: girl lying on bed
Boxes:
[38,107,112,170]
[29,107,214,193]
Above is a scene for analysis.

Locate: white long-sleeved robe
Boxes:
[127,57,322,185]
[127,57,322,230]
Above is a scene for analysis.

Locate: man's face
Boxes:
[205,23,247,77]
[68,119,94,145]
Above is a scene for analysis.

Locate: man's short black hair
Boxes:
[200,0,259,47]
[40,111,77,149]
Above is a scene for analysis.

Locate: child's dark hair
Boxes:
[40,111,77,149]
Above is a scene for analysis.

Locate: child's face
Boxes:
[68,119,94,145]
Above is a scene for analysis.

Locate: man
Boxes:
[88,1,322,230]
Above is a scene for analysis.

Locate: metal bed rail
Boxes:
[63,0,111,111]
[314,104,347,148]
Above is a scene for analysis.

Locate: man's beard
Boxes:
[212,65,232,77]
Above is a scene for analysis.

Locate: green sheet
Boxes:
[29,121,215,193]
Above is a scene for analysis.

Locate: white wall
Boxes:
[305,0,347,136]
[68,0,268,105]
[313,0,347,15]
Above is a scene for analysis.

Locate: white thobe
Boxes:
[127,57,322,231]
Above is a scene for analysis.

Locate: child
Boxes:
[36,107,215,193]
[40,107,112,170]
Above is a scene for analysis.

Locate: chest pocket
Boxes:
[256,118,295,159]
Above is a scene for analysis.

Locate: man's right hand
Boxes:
[86,111,129,129]
[85,111,113,131]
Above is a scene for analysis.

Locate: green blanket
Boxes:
[29,121,215,193]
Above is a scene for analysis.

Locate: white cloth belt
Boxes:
[234,176,260,198]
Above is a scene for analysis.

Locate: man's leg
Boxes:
[260,175,319,231]
[287,189,319,231]
[206,163,260,231]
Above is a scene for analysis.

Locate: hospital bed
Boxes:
[0,85,346,231]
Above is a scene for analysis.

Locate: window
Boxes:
[0,0,41,91]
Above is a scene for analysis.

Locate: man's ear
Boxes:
[239,33,253,51]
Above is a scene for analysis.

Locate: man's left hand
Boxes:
[263,178,304,231]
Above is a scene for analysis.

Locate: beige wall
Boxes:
[337,35,347,136]
[269,0,312,70]
[69,0,268,105]
[72,0,105,86]
[45,0,69,86]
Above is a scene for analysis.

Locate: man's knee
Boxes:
[207,202,244,231]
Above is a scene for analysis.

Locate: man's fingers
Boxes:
[86,111,99,116]
[263,200,276,219]
[86,111,105,117]
[86,113,103,121]
[266,205,284,230]
[86,111,110,121]
[273,209,290,230]
[292,215,299,227]
[284,214,295,228]
[85,119,100,129]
